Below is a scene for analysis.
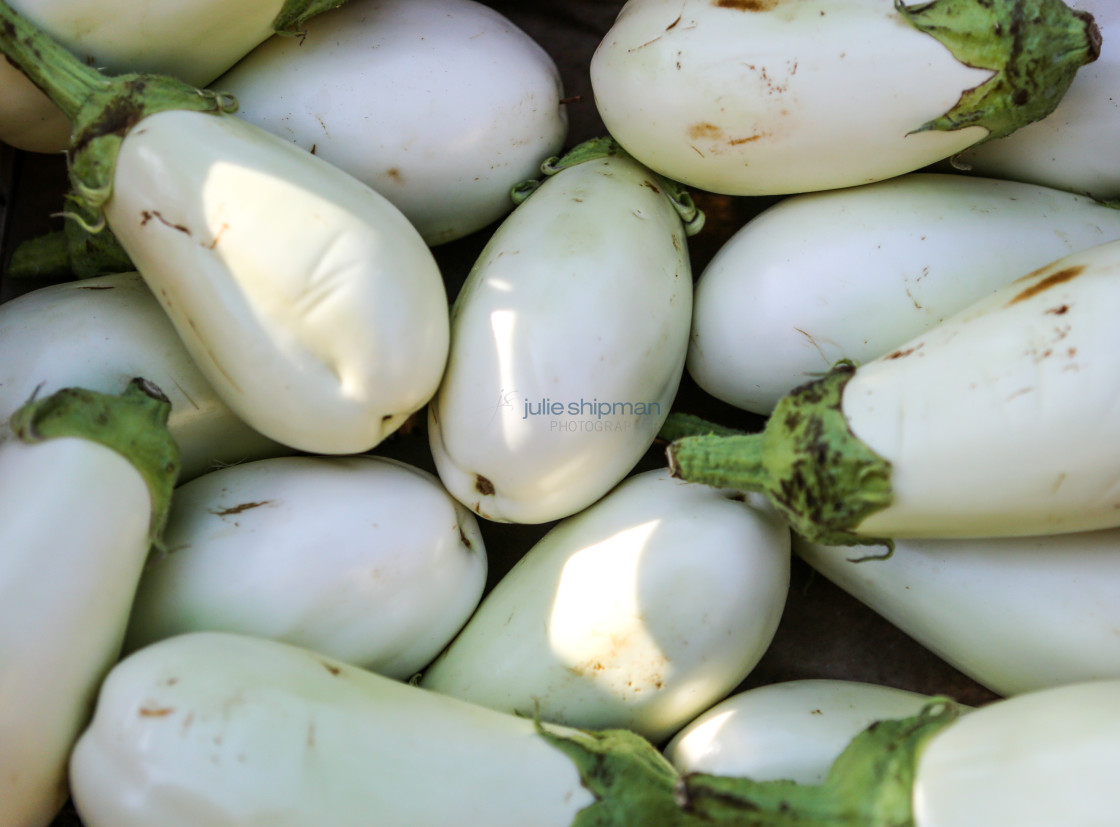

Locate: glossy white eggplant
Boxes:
[670,238,1120,545]
[68,632,604,827]
[665,679,939,784]
[124,455,487,679]
[688,173,1120,414]
[795,528,1120,696]
[0,6,450,455]
[0,0,342,152]
[589,0,1100,195]
[0,271,287,481]
[216,0,568,246]
[949,0,1120,200]
[421,468,790,743]
[428,139,697,524]
[0,380,177,827]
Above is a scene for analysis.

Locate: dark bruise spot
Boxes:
[641,179,662,194]
[884,343,924,360]
[728,492,747,503]
[320,661,342,676]
[475,474,496,496]
[1008,266,1085,305]
[139,706,175,717]
[211,500,273,516]
[384,167,404,183]
[140,210,191,236]
[688,122,723,139]
[1012,88,1029,106]
[459,526,473,549]
[1045,304,1071,315]
[666,14,682,29]
[310,143,317,155]
[713,0,779,9]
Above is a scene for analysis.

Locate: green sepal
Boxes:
[533,720,692,827]
[511,135,705,235]
[9,378,181,548]
[68,76,237,212]
[666,363,894,547]
[896,0,1101,142]
[678,700,963,826]
[8,199,134,280]
[272,0,345,35]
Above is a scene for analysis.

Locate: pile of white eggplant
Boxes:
[2,0,1120,825]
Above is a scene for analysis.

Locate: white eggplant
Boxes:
[0,380,177,827]
[949,0,1120,200]
[68,632,655,827]
[428,138,698,524]
[795,529,1120,696]
[669,238,1120,545]
[215,0,568,246]
[669,681,1120,826]
[124,455,487,679]
[589,0,1100,196]
[0,271,287,481]
[0,6,450,455]
[687,173,1120,414]
[0,0,342,152]
[420,468,790,743]
[665,679,939,784]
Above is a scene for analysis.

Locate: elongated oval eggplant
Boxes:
[421,468,790,743]
[795,528,1120,696]
[216,0,568,246]
[665,679,939,784]
[428,139,696,524]
[0,272,286,481]
[124,455,487,679]
[670,238,1120,546]
[688,173,1120,414]
[590,0,1100,195]
[68,632,605,827]
[0,380,177,827]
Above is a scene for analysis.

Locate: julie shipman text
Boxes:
[522,398,662,420]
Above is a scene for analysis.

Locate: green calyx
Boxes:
[897,0,1101,142]
[511,135,705,236]
[8,199,134,281]
[9,378,181,548]
[0,0,237,215]
[540,700,963,826]
[666,363,893,547]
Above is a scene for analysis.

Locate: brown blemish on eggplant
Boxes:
[138,706,175,717]
[206,222,230,250]
[211,500,273,516]
[729,133,767,145]
[140,210,191,236]
[319,660,342,676]
[1008,265,1085,304]
[459,526,472,549]
[1045,304,1071,315]
[688,122,724,140]
[666,15,682,29]
[714,0,779,9]
[384,168,404,183]
[641,180,662,193]
[475,474,496,496]
[884,343,924,360]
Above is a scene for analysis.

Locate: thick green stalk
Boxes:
[540,700,963,826]
[657,412,748,443]
[9,378,180,547]
[666,364,893,547]
[897,0,1101,143]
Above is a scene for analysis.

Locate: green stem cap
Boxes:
[666,364,893,547]
[897,0,1101,143]
[9,378,181,548]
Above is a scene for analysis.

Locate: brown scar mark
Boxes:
[884,343,924,360]
[714,0,779,9]
[384,168,404,183]
[211,500,273,516]
[140,210,191,235]
[207,222,230,250]
[688,122,724,139]
[666,15,682,29]
[641,180,662,193]
[728,133,766,145]
[459,526,472,549]
[475,474,496,496]
[138,706,175,717]
[1008,265,1085,305]
[320,661,342,676]
[1045,304,1071,315]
